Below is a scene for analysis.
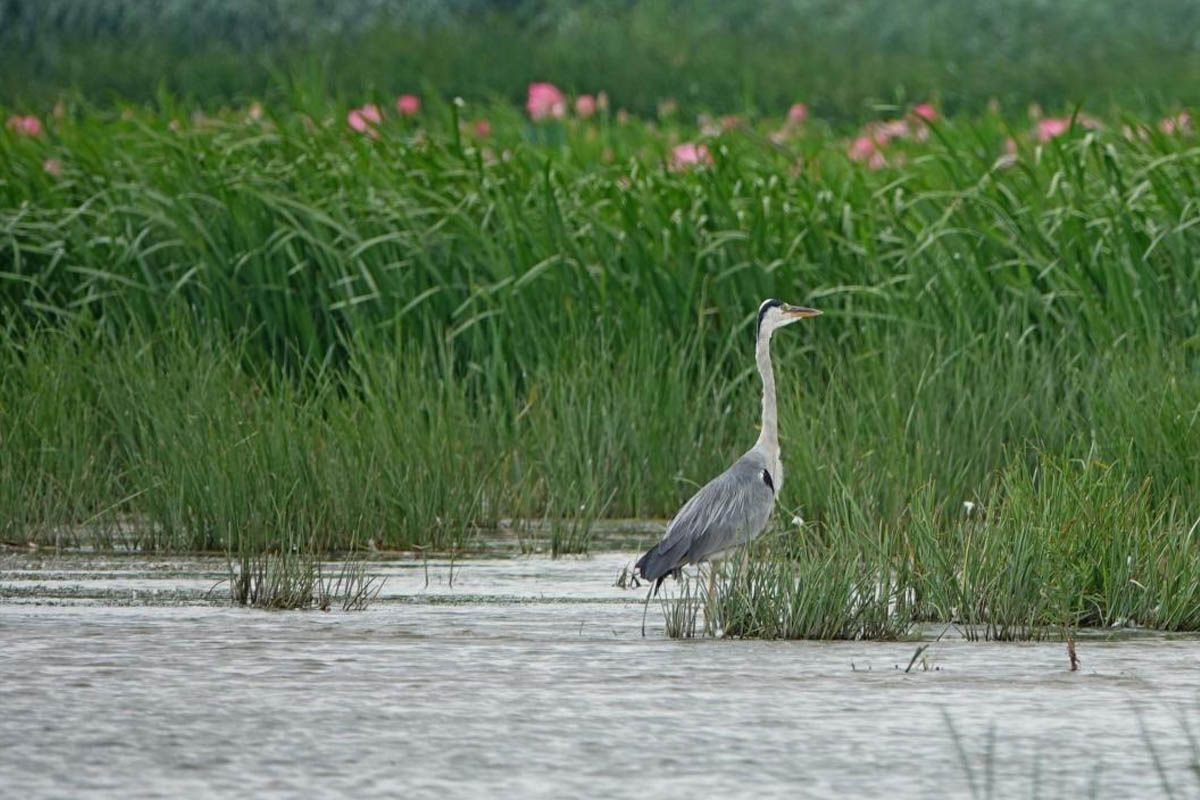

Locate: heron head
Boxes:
[757,298,821,337]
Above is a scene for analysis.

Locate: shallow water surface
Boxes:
[2,552,1198,799]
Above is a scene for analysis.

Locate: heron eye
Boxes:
[761,469,774,492]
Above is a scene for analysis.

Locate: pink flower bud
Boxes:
[396,94,420,116]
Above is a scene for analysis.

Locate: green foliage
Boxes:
[3,95,1200,634]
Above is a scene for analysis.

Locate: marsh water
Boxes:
[2,550,1199,799]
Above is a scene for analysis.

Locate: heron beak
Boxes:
[783,305,821,319]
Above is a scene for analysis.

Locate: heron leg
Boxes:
[705,563,718,635]
[640,584,653,638]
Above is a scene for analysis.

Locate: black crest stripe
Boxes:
[757,298,782,337]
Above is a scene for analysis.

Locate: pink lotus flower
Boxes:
[849,135,878,161]
[42,158,63,176]
[670,142,712,170]
[396,94,421,116]
[1159,111,1192,135]
[348,104,382,138]
[6,114,43,137]
[1036,117,1071,142]
[871,119,909,144]
[574,94,597,118]
[787,103,808,125]
[913,103,938,122]
[347,110,372,135]
[848,135,885,168]
[526,83,566,120]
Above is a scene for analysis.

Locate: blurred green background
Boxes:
[4,0,1200,118]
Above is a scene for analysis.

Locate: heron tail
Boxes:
[635,546,676,596]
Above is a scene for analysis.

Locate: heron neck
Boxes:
[755,326,778,454]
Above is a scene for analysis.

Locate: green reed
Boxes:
[3,98,1200,634]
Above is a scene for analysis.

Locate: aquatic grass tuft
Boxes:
[317,558,385,612]
[680,510,917,641]
[228,550,383,611]
[659,581,701,640]
[228,549,318,610]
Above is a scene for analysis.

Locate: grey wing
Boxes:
[635,453,776,583]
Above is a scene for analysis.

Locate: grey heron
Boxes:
[635,299,821,594]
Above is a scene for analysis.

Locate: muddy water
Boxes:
[2,552,1198,799]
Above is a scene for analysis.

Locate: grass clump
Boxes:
[663,450,1200,640]
[228,550,383,611]
[665,487,916,641]
[712,551,914,641]
[912,451,1200,638]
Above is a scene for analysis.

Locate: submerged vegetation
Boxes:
[3,3,1200,627]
